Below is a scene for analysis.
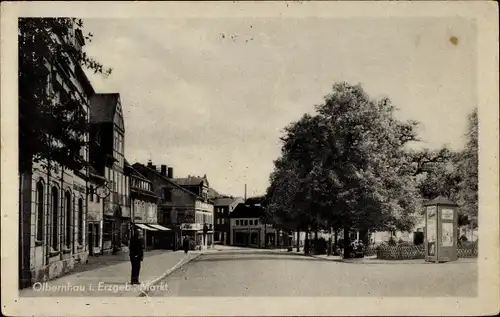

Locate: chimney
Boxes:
[167,167,173,179]
[160,165,167,176]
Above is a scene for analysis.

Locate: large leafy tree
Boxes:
[456,108,478,227]
[267,83,422,257]
[18,18,112,173]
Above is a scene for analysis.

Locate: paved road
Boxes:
[149,252,477,297]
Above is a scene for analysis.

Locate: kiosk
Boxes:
[424,197,459,263]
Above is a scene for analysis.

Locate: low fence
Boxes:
[376,245,478,260]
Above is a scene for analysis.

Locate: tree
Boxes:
[18,18,112,174]
[456,108,478,228]
[267,83,422,258]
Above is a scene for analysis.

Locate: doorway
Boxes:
[88,223,94,256]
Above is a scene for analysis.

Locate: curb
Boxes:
[137,253,202,297]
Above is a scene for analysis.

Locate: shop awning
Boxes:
[135,223,158,231]
[148,224,171,231]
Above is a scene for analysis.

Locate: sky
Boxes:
[81,17,477,198]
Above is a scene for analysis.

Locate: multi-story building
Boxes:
[89,93,130,253]
[230,203,279,248]
[132,162,214,250]
[127,161,164,250]
[18,24,94,288]
[214,196,244,245]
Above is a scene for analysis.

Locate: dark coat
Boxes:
[183,238,189,250]
[129,236,144,260]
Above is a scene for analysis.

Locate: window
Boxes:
[36,181,44,242]
[78,198,83,244]
[254,219,258,225]
[89,185,94,202]
[163,188,172,202]
[51,187,59,250]
[244,220,248,226]
[96,192,100,203]
[65,191,72,248]
[236,220,240,226]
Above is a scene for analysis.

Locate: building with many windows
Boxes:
[18,24,94,288]
[89,93,130,253]
[229,203,279,248]
[127,161,165,250]
[214,196,244,245]
[132,162,214,250]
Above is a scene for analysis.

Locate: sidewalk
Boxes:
[19,249,202,297]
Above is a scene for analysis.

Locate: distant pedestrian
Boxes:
[183,236,190,255]
[129,229,144,285]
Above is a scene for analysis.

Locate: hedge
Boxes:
[376,244,478,260]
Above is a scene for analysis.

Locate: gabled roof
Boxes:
[90,93,121,123]
[173,175,206,186]
[230,203,266,218]
[132,163,201,199]
[214,196,244,207]
[208,187,221,199]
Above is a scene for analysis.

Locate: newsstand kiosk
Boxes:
[424,197,459,263]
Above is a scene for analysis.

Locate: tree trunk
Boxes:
[304,229,310,254]
[343,225,351,259]
[313,229,318,254]
[333,228,339,254]
[296,228,300,252]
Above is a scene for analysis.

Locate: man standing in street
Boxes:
[129,228,144,285]
[183,236,190,255]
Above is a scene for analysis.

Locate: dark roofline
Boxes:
[133,163,202,199]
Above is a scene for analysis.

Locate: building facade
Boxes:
[89,93,130,254]
[132,162,214,250]
[214,196,244,245]
[229,203,279,248]
[19,25,93,287]
[127,162,162,250]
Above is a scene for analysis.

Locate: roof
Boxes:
[208,188,221,199]
[423,196,458,207]
[214,196,244,207]
[132,163,201,199]
[230,203,266,218]
[90,93,120,123]
[173,176,205,186]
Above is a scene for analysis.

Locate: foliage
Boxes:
[266,83,422,248]
[455,108,478,227]
[414,108,478,228]
[18,18,112,173]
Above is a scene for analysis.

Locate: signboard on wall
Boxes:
[441,209,454,220]
[426,206,437,256]
[441,222,454,247]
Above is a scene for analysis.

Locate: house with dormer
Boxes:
[132,162,214,250]
[89,93,131,253]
